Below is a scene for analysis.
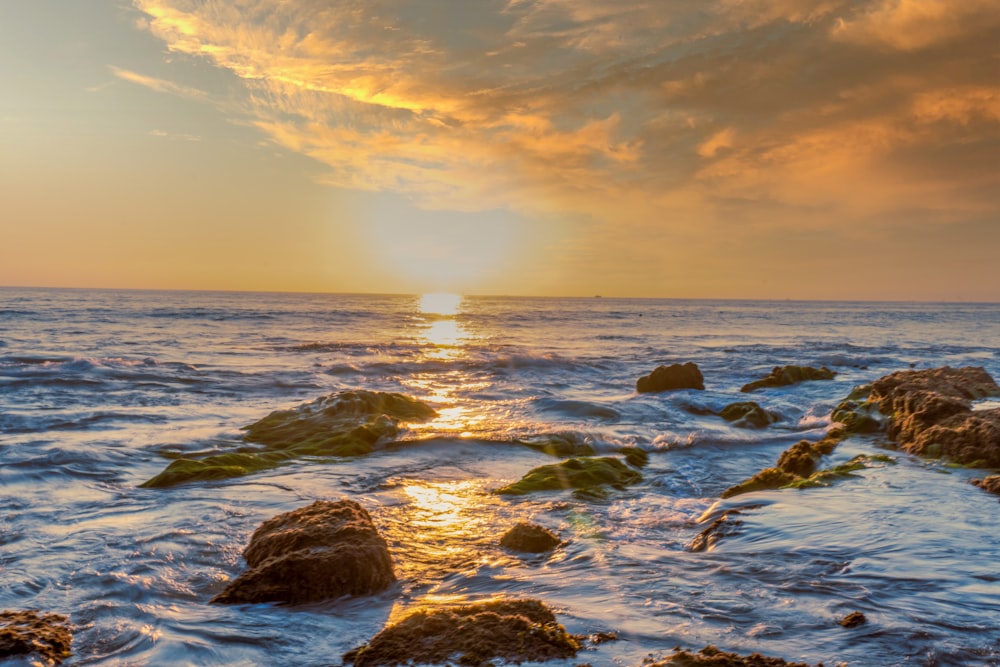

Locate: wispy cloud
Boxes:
[127,0,1000,242]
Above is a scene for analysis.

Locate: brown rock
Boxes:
[343,598,579,667]
[973,475,1000,496]
[839,611,867,628]
[868,367,1000,466]
[0,610,72,665]
[650,645,818,666]
[637,363,705,393]
[740,366,835,393]
[212,499,395,605]
[776,441,824,477]
[689,505,763,552]
[500,522,562,553]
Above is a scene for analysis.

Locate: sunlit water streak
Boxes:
[1,288,999,666]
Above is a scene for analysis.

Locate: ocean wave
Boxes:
[531,398,621,421]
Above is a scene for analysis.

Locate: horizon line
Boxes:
[1,284,997,306]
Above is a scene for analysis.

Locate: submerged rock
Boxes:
[343,598,578,667]
[718,401,778,429]
[839,611,867,628]
[212,499,395,605]
[740,366,836,393]
[649,645,818,666]
[520,432,597,458]
[495,457,642,495]
[835,366,1000,467]
[688,505,762,552]
[973,475,1000,497]
[0,610,73,665]
[141,391,437,487]
[637,362,705,393]
[500,522,562,553]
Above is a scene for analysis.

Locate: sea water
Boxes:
[1,288,998,666]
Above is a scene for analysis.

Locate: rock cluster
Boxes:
[0,610,73,665]
[835,366,1000,466]
[212,499,396,605]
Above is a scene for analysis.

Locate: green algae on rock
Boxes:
[0,610,73,665]
[343,598,578,667]
[212,499,395,605]
[650,645,819,666]
[740,365,836,393]
[718,401,778,429]
[141,391,436,487]
[496,457,642,495]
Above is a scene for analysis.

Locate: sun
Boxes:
[419,292,462,316]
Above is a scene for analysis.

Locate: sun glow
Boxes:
[419,292,462,316]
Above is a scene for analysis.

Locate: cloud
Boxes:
[110,65,209,101]
[126,0,1000,243]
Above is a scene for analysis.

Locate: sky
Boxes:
[1,0,998,300]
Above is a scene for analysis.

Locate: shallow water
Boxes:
[1,288,999,666]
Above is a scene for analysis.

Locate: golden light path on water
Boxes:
[407,293,489,436]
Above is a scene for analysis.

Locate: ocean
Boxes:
[1,287,999,666]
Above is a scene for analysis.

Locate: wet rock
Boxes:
[973,475,1000,496]
[740,365,836,393]
[0,610,73,665]
[343,598,579,667]
[619,446,650,468]
[495,457,642,495]
[141,391,436,487]
[212,499,395,605]
[637,362,705,393]
[649,645,818,666]
[722,429,896,498]
[501,522,562,553]
[855,366,1000,467]
[839,611,867,628]
[520,432,597,458]
[718,401,778,429]
[688,505,762,552]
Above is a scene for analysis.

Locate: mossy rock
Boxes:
[619,446,650,468]
[721,467,798,498]
[718,401,777,428]
[344,599,578,667]
[741,365,836,393]
[496,457,642,495]
[781,455,896,489]
[831,399,882,434]
[141,391,436,487]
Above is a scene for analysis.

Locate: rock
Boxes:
[0,610,73,665]
[141,391,437,487]
[864,367,1000,466]
[839,611,867,628]
[973,475,1000,496]
[619,446,650,468]
[495,457,642,495]
[740,366,836,393]
[718,401,778,428]
[776,441,825,477]
[343,598,578,667]
[649,645,818,666]
[500,522,562,553]
[688,505,762,552]
[520,432,597,458]
[722,429,897,498]
[637,362,705,393]
[212,499,395,605]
